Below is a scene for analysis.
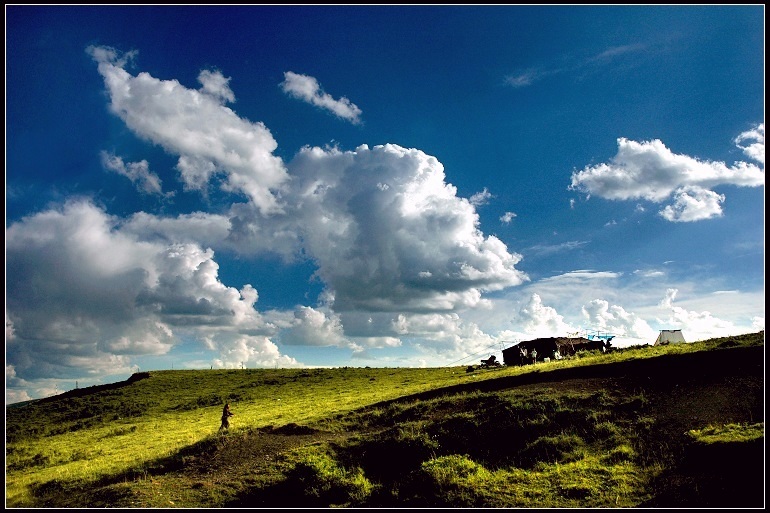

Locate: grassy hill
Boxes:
[5,331,765,508]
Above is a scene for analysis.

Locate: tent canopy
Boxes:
[654,329,686,345]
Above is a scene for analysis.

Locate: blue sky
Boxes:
[6,5,764,403]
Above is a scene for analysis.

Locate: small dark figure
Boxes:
[219,402,234,431]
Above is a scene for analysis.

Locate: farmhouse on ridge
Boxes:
[502,336,611,366]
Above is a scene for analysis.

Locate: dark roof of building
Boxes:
[503,337,602,351]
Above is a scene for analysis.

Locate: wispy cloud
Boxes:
[525,240,589,257]
[632,269,666,278]
[539,269,623,283]
[504,68,557,88]
[101,152,167,196]
[500,211,516,224]
[505,43,647,88]
[469,187,493,206]
[586,43,646,63]
[281,71,363,125]
[734,123,764,165]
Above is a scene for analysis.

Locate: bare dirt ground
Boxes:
[183,424,351,482]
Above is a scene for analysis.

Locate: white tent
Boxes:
[654,329,686,346]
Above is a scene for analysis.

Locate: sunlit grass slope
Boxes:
[5,331,764,507]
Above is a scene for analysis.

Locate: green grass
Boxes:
[324,387,650,507]
[5,331,764,507]
[687,422,764,444]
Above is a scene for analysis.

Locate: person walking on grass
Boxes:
[219,402,234,431]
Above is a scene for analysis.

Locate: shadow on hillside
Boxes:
[370,345,765,410]
[225,345,765,508]
[640,437,764,507]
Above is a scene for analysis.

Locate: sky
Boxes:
[5,5,765,403]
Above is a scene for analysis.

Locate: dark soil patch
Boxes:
[262,422,322,436]
[179,428,347,480]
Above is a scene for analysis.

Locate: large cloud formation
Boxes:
[86,46,529,314]
[284,144,529,313]
[569,129,764,222]
[5,200,295,385]
[5,46,533,399]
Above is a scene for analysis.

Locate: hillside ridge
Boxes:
[364,344,763,410]
[7,335,765,508]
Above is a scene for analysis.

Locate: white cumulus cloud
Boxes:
[5,200,293,382]
[656,288,741,341]
[279,306,350,348]
[284,143,529,313]
[515,293,578,338]
[658,186,725,222]
[581,298,657,341]
[87,45,289,214]
[569,134,764,222]
[197,69,236,104]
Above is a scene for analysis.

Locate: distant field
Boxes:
[5,331,764,508]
